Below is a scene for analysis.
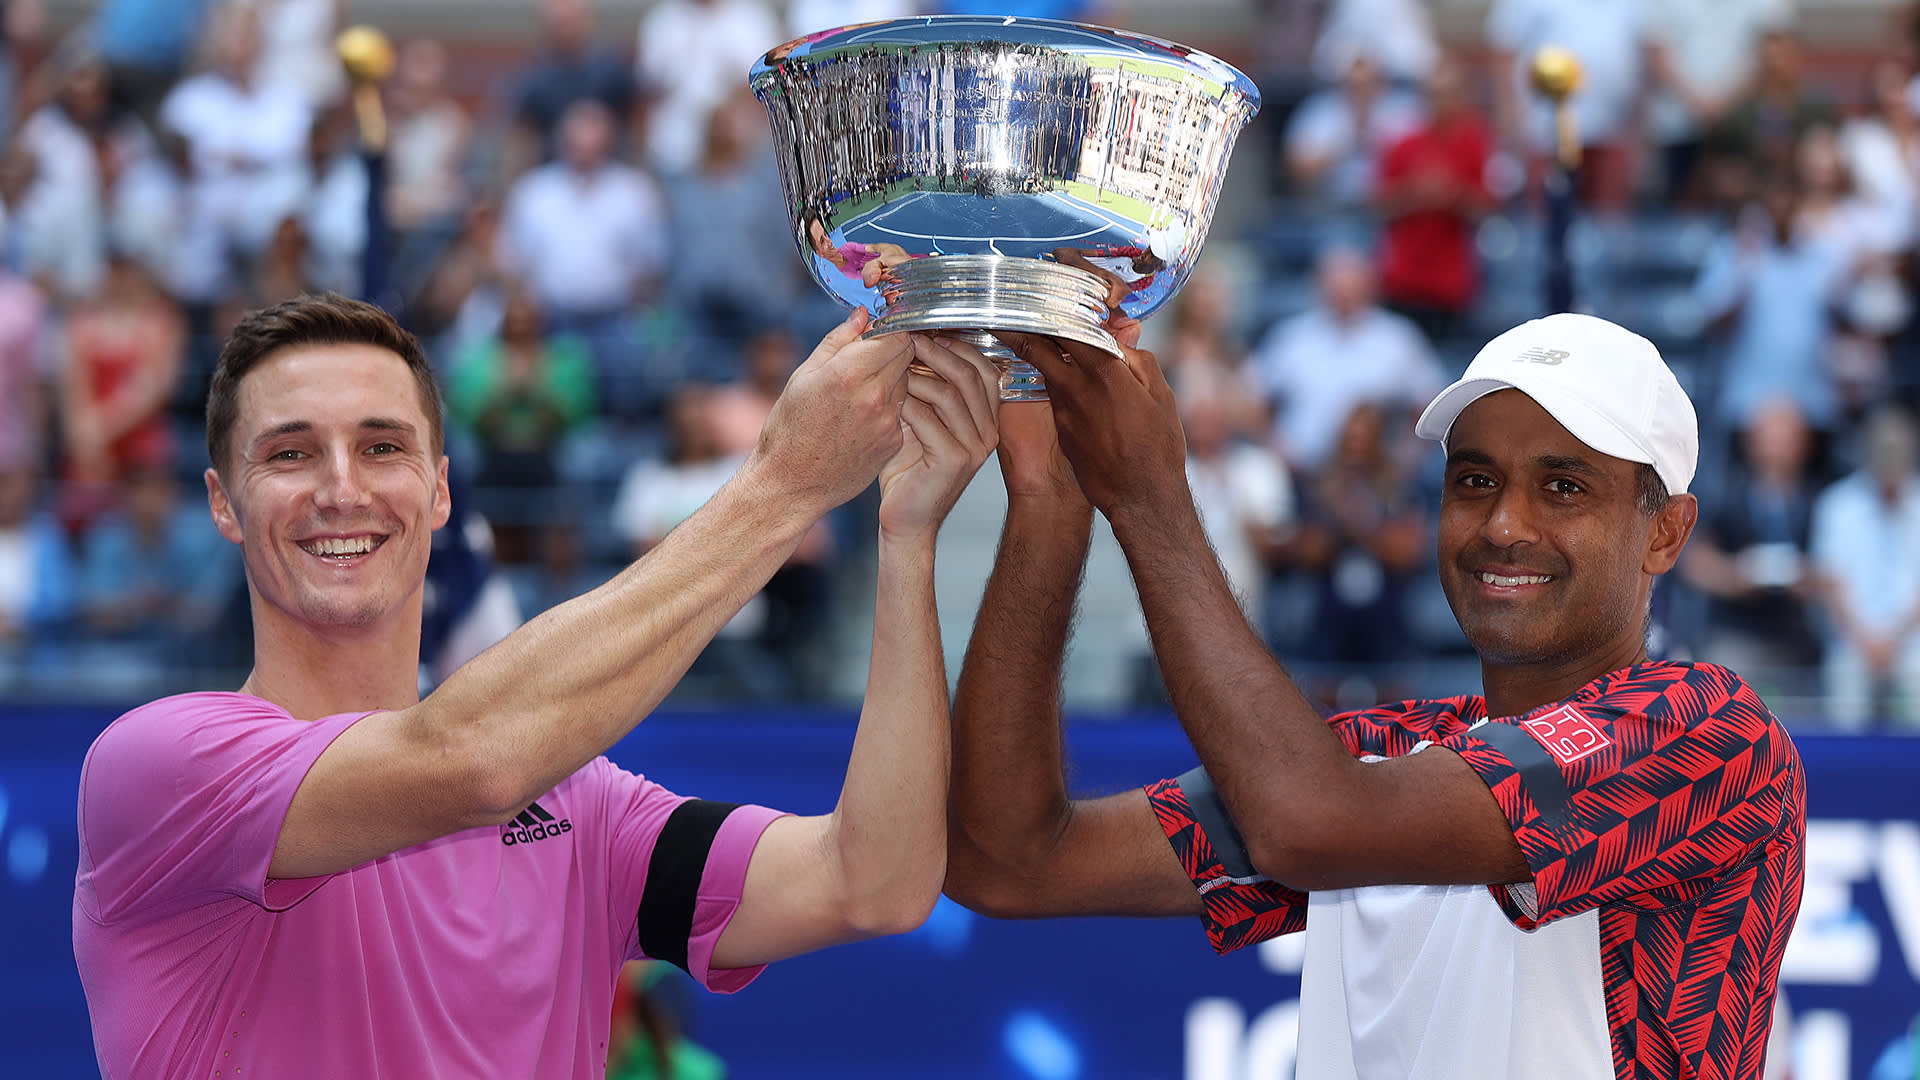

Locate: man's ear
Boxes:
[431,455,452,531]
[206,467,244,545]
[1644,492,1699,576]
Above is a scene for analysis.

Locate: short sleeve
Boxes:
[1807,481,1849,578]
[1230,447,1293,529]
[1284,95,1344,160]
[1436,668,1797,929]
[594,759,786,993]
[1146,772,1307,955]
[609,462,661,544]
[76,695,365,923]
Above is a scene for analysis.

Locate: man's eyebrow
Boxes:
[248,418,419,449]
[1536,453,1601,476]
[249,420,312,448]
[360,417,419,436]
[1445,448,1496,468]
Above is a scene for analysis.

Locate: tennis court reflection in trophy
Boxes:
[751,17,1260,400]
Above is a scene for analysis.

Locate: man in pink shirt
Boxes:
[72,292,1005,1078]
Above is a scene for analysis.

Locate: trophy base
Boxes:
[861,255,1119,402]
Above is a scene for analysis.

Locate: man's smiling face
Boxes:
[1438,389,1672,668]
[208,343,449,634]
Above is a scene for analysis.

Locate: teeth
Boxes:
[305,536,377,556]
[1480,572,1551,586]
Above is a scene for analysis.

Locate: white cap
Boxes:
[1414,313,1699,494]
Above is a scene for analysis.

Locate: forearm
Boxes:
[946,495,1093,894]
[821,529,948,934]
[419,458,821,812]
[1109,495,1355,878]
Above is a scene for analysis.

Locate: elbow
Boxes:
[942,875,1030,922]
[1242,819,1348,894]
[940,841,1042,921]
[439,727,533,829]
[832,825,947,939]
[841,862,944,939]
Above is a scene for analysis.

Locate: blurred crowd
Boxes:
[1,0,1918,731]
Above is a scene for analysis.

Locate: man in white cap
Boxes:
[944,313,1806,1079]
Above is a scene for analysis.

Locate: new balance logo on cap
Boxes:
[501,800,573,846]
[1517,346,1569,365]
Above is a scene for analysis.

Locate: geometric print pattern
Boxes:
[1145,661,1805,1080]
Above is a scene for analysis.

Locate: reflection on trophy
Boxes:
[751,17,1260,399]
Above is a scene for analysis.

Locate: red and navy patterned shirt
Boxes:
[1147,660,1805,1080]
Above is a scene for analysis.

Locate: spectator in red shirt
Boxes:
[1374,57,1494,346]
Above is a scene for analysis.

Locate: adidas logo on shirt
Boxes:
[501,800,573,846]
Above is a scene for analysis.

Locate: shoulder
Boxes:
[1813,472,1870,514]
[164,74,222,106]
[610,165,664,200]
[1285,92,1341,134]
[79,693,302,828]
[1379,91,1427,128]
[1330,696,1480,757]
[1267,310,1326,353]
[1587,661,1788,748]
[87,692,289,762]
[515,163,567,195]
[1368,307,1428,345]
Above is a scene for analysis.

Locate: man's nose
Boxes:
[317,449,370,510]
[1480,485,1539,549]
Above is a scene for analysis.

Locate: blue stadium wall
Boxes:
[3,705,1915,1080]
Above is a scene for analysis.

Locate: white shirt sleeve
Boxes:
[1285,94,1348,162]
[610,460,662,544]
[1806,481,1846,580]
[1389,317,1447,402]
[1231,446,1295,529]
[496,174,537,279]
[624,171,671,281]
[1252,321,1306,404]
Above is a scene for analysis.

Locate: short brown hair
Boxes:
[206,293,443,473]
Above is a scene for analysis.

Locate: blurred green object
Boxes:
[607,1035,725,1080]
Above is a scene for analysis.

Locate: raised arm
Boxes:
[712,335,1003,967]
[1018,335,1529,893]
[942,322,1203,921]
[267,311,916,879]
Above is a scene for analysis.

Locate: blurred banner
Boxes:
[1,707,1914,1079]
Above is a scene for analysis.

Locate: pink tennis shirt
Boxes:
[72,692,784,1079]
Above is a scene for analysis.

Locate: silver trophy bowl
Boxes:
[751,16,1260,399]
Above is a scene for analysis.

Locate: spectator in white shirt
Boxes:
[499,100,669,418]
[1809,405,1920,730]
[385,39,470,237]
[1485,0,1653,211]
[1249,247,1446,471]
[1284,51,1425,211]
[158,5,313,263]
[787,0,920,38]
[1182,361,1294,633]
[1311,0,1439,87]
[634,0,782,176]
[500,100,667,323]
[245,0,344,109]
[13,46,115,300]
